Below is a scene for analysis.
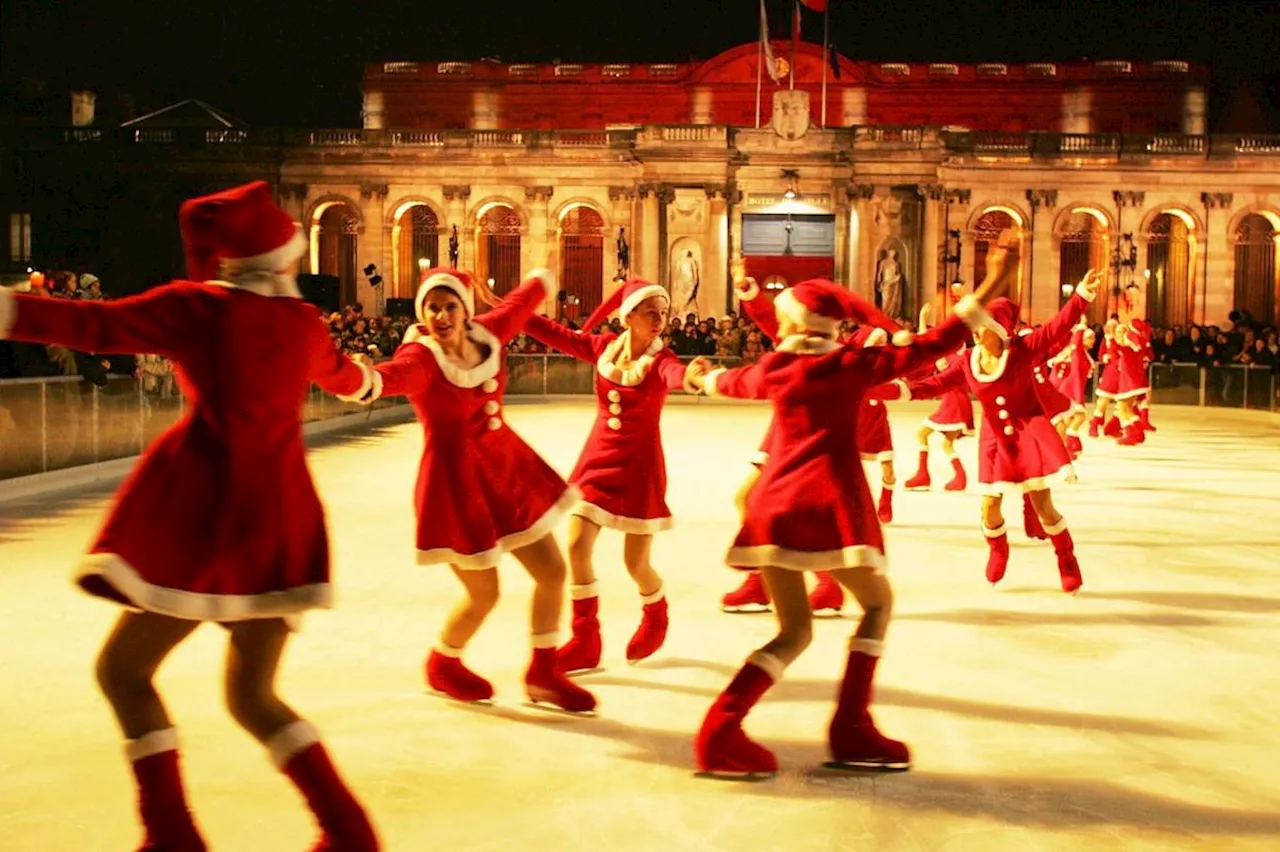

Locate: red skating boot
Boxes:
[270,722,380,852]
[127,730,208,852]
[903,449,931,491]
[1065,432,1083,459]
[1022,493,1048,540]
[695,652,781,778]
[808,571,844,615]
[1140,407,1156,432]
[558,583,602,674]
[1104,416,1123,438]
[1117,419,1145,446]
[526,638,597,713]
[426,647,494,703]
[721,571,771,613]
[1045,519,1083,594]
[1087,415,1102,438]
[983,524,1010,585]
[944,456,967,491]
[626,588,668,664]
[877,483,894,525]
[826,639,911,772]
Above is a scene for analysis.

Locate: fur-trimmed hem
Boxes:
[977,462,1075,496]
[749,450,769,468]
[1049,409,1072,426]
[923,418,973,434]
[859,450,895,462]
[76,553,331,621]
[415,485,582,569]
[726,543,887,573]
[571,500,673,535]
[1112,387,1150,401]
[0,287,15,338]
[1094,389,1118,400]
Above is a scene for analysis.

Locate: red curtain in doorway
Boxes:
[743,255,835,286]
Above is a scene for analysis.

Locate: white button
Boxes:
[1003,425,1014,436]
[607,390,621,402]
[995,396,1006,405]
[482,378,498,393]
[484,400,500,415]
[607,417,622,430]
[487,417,502,430]
[608,403,621,415]
[998,410,1009,420]
[869,400,879,407]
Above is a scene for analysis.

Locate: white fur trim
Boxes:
[774,287,840,335]
[923,418,970,432]
[746,650,786,682]
[891,329,915,347]
[863,327,888,347]
[435,643,465,658]
[749,450,769,468]
[597,329,664,387]
[977,460,1076,496]
[982,523,1008,538]
[970,345,1010,383]
[416,272,475,321]
[1042,517,1068,536]
[640,586,665,605]
[570,582,600,600]
[415,485,581,569]
[125,728,179,762]
[0,287,15,339]
[221,228,307,277]
[956,295,1008,340]
[531,631,559,649]
[266,720,321,769]
[726,543,887,574]
[77,553,330,621]
[619,283,669,322]
[1112,387,1150,401]
[526,267,556,294]
[704,368,727,397]
[850,637,884,657]
[738,279,761,301]
[776,334,840,355]
[336,361,379,403]
[572,500,673,534]
[403,321,502,388]
[1075,281,1097,302]
[860,450,895,462]
[891,379,911,401]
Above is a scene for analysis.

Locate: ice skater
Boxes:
[681,233,1017,778]
[0,181,381,851]
[902,306,975,493]
[520,279,710,673]
[1090,320,1123,438]
[364,267,596,714]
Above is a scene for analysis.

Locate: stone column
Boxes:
[443,185,471,270]
[727,184,745,314]
[608,186,636,289]
[849,183,876,298]
[1183,87,1207,136]
[1026,189,1059,323]
[1202,192,1234,325]
[525,186,554,308]
[919,185,943,314]
[359,183,389,313]
[1062,87,1092,134]
[639,184,661,282]
[704,184,728,319]
[834,191,851,286]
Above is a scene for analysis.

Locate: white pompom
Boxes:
[892,329,915,347]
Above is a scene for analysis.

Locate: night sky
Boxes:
[3,0,1278,129]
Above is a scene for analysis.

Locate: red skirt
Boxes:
[858,400,894,461]
[977,417,1075,496]
[1096,360,1121,398]
[924,390,975,434]
[1033,376,1074,424]
[570,432,672,535]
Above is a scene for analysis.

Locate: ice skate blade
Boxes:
[721,604,772,614]
[822,759,911,773]
[427,689,495,706]
[563,665,606,677]
[903,485,930,492]
[524,698,598,717]
[694,769,777,782]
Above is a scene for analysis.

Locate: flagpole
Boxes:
[820,3,829,127]
[790,0,797,91]
[756,0,765,128]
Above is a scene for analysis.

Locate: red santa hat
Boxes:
[976,297,1019,341]
[415,267,478,321]
[773,279,913,345]
[178,181,306,286]
[582,278,669,331]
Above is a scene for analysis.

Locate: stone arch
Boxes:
[472,201,526,295]
[1141,208,1200,328]
[306,195,363,307]
[554,197,610,228]
[1051,203,1115,235]
[387,199,446,299]
[1054,206,1113,323]
[385,195,446,228]
[964,201,1028,233]
[467,197,529,232]
[1230,210,1280,326]
[305,194,364,230]
[966,204,1028,309]
[1137,204,1203,237]
[1226,205,1280,239]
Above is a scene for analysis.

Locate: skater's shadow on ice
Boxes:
[1081,590,1280,614]
[895,608,1222,628]
[446,701,1273,835]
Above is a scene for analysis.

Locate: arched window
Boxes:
[1144,213,1193,327]
[476,205,522,296]
[394,205,440,299]
[1233,214,1279,325]
[1058,211,1109,324]
[318,204,359,308]
[559,207,605,321]
[973,209,1019,304]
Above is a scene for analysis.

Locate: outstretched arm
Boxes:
[735,278,780,342]
[1025,272,1099,360]
[371,345,432,399]
[472,269,553,344]
[307,320,383,402]
[0,284,201,358]
[856,313,972,386]
[522,312,602,363]
[689,357,771,400]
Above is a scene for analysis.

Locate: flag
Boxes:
[799,0,827,9]
[790,0,800,89]
[828,41,841,79]
[760,0,781,83]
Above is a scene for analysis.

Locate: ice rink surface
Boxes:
[2,399,1279,851]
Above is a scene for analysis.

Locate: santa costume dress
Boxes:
[1091,336,1123,437]
[0,180,379,850]
[893,285,1094,593]
[1114,318,1152,445]
[693,279,970,777]
[521,278,690,671]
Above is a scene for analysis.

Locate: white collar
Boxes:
[969,342,1010,383]
[597,329,664,387]
[776,334,840,355]
[403,321,501,388]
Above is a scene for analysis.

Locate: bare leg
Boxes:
[981,494,1005,530]
[828,568,893,642]
[757,567,814,665]
[440,567,500,650]
[879,459,895,488]
[510,534,568,637]
[223,618,298,742]
[96,611,201,739]
[566,515,601,587]
[623,533,661,596]
[1027,488,1063,528]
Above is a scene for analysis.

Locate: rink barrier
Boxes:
[1,359,1274,489]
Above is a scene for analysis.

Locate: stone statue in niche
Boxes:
[876,248,905,321]
[672,247,701,316]
[616,227,630,278]
[448,225,460,267]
